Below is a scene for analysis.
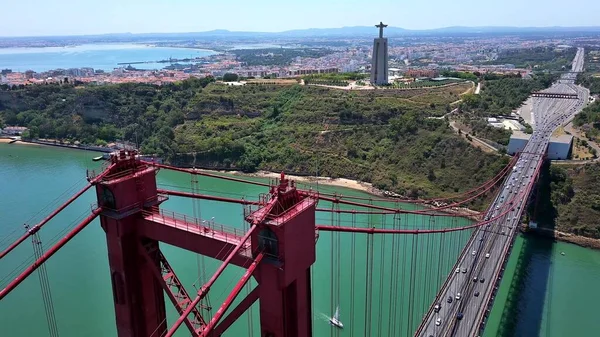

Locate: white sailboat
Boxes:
[329,306,344,328]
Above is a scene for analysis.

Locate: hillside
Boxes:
[0,79,509,200]
[539,163,600,239]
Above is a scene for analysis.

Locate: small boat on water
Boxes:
[329,306,344,329]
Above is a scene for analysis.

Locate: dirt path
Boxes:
[449,121,499,154]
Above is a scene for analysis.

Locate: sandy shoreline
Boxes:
[0,138,40,146]
[209,169,482,220]
[227,170,381,195]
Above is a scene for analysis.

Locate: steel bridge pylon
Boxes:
[94,150,317,337]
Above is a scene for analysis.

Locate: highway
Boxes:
[415,47,587,337]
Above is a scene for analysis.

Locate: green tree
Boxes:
[223,73,239,82]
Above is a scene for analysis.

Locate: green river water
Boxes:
[1,143,599,337]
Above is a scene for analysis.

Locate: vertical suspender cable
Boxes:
[407,232,417,336]
[338,206,342,337]
[399,214,408,336]
[330,202,335,334]
[387,214,396,336]
[377,216,385,337]
[32,233,59,337]
[350,212,356,337]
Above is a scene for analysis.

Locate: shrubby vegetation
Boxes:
[462,73,557,116]
[573,101,600,141]
[440,71,478,82]
[577,73,600,95]
[537,163,600,239]
[454,73,556,145]
[303,72,368,81]
[0,80,509,199]
[393,79,463,89]
[482,46,577,70]
[232,48,334,66]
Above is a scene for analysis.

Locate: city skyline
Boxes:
[2,0,600,37]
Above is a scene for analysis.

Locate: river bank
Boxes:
[524,226,600,250]
[208,169,482,220]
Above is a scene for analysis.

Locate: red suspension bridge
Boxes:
[0,147,535,337]
[1,49,587,337]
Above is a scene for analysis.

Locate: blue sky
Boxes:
[2,0,599,37]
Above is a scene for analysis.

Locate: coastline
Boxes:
[1,138,113,151]
[524,226,600,250]
[8,138,600,243]
[0,138,39,146]
[208,169,482,220]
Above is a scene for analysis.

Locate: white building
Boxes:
[547,135,573,160]
[507,132,530,155]
[507,131,573,160]
[370,22,389,85]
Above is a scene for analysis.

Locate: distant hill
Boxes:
[3,26,600,40]
[136,26,600,38]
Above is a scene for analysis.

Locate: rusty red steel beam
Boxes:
[160,188,479,217]
[157,188,262,206]
[163,225,258,337]
[137,244,203,335]
[316,171,535,235]
[212,286,259,336]
[0,208,102,301]
[0,164,114,261]
[142,161,270,187]
[147,155,517,206]
[199,253,264,337]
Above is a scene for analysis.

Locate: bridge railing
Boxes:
[142,207,248,242]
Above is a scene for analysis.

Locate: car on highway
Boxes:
[434,303,441,313]
[457,313,464,320]
[472,250,476,256]
[462,267,467,273]
[435,318,441,326]
[447,296,453,303]
[480,277,485,283]
[473,276,478,282]
[455,267,460,273]
[485,253,490,258]
[474,291,480,297]
[455,293,461,300]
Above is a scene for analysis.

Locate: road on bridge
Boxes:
[416,47,587,337]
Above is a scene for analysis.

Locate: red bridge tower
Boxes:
[94,150,317,337]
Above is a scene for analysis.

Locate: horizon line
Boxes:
[2,24,600,39]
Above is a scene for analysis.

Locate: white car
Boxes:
[436,318,441,326]
[485,253,490,258]
[455,268,460,273]
[472,250,476,256]
[456,293,461,300]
